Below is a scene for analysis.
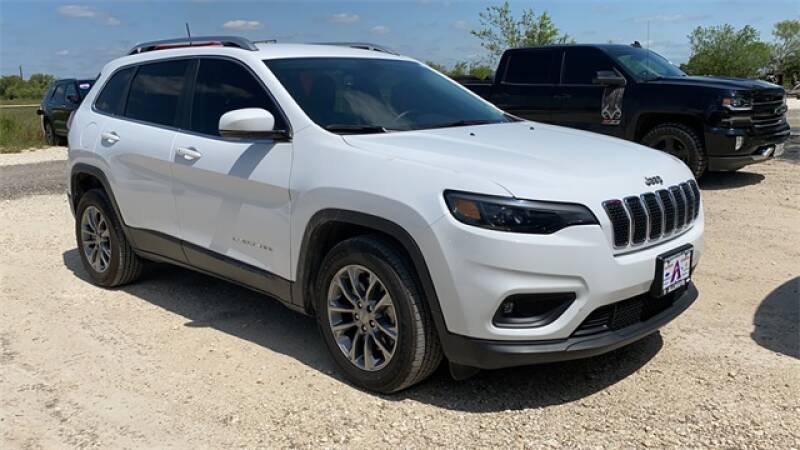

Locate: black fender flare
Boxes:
[293,209,450,339]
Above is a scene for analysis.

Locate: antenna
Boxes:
[185,22,192,46]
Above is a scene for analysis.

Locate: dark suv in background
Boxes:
[461,44,790,177]
[37,78,95,145]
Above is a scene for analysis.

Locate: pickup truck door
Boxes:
[48,83,68,134]
[171,57,293,285]
[490,48,561,123]
[553,48,625,137]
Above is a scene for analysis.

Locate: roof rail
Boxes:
[315,42,399,55]
[128,36,258,55]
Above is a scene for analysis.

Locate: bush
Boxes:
[0,106,46,153]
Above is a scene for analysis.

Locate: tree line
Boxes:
[0,74,56,101]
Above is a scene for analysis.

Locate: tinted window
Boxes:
[52,84,66,103]
[125,60,190,127]
[191,58,286,136]
[605,47,685,80]
[95,67,134,115]
[266,58,508,132]
[64,83,78,102]
[503,50,558,84]
[562,48,615,85]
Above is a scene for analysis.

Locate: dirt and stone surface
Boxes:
[1,146,798,448]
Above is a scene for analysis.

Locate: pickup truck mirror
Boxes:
[218,108,290,141]
[593,71,627,86]
[66,94,81,104]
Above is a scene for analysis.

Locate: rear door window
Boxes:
[95,67,135,115]
[190,58,286,136]
[125,60,191,127]
[52,84,66,104]
[64,83,78,103]
[503,50,560,84]
[562,48,615,85]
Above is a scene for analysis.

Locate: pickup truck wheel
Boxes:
[315,236,443,393]
[75,189,143,287]
[43,121,56,146]
[641,123,707,178]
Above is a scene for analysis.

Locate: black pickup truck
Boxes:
[460,44,790,177]
[37,78,95,145]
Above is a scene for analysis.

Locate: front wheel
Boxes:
[641,123,707,178]
[315,236,442,393]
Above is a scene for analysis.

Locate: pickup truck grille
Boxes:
[602,180,700,250]
[751,92,787,132]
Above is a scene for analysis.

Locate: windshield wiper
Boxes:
[323,124,391,134]
[427,119,500,129]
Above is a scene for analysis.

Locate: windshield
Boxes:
[605,47,685,81]
[264,58,509,133]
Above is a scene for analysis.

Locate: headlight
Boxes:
[722,96,752,111]
[444,191,598,234]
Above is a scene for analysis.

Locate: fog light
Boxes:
[735,136,744,151]
[501,301,514,315]
[493,293,576,328]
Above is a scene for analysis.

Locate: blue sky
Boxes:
[1,0,797,78]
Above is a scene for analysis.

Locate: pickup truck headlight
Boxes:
[722,96,752,111]
[444,191,598,234]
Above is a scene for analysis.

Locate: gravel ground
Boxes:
[1,160,799,448]
[0,146,66,167]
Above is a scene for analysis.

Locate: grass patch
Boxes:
[0,106,46,153]
[0,98,41,106]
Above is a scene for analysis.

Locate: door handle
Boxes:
[101,131,120,143]
[176,146,203,161]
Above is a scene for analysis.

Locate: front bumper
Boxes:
[705,124,790,171]
[440,283,697,369]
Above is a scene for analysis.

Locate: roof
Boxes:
[505,43,641,52]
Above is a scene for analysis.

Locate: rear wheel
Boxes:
[43,121,56,146]
[315,236,442,393]
[641,123,707,178]
[75,189,143,287]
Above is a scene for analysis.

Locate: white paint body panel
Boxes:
[68,43,704,343]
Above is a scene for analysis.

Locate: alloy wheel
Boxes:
[327,265,398,371]
[80,205,112,273]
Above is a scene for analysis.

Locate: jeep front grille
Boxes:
[602,180,700,250]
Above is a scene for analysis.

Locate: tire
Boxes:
[75,189,143,287]
[315,236,443,393]
[43,121,56,146]
[641,123,707,178]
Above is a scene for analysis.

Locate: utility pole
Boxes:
[19,65,23,79]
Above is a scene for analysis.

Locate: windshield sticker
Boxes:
[601,86,624,125]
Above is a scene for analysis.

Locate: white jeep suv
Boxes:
[68,36,703,393]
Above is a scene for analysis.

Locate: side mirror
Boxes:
[593,70,627,86]
[66,94,81,104]
[218,108,290,141]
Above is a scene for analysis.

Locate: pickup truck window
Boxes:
[503,50,558,84]
[265,58,507,133]
[562,48,615,85]
[605,47,685,81]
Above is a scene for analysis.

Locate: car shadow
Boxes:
[752,276,799,360]
[63,248,662,411]
[698,171,765,191]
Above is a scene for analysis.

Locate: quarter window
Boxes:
[95,67,134,115]
[125,60,190,127]
[190,58,285,136]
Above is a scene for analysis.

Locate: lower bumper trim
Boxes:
[439,283,698,370]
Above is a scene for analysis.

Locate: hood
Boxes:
[650,76,784,93]
[342,121,693,204]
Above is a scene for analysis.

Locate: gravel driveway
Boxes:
[1,156,798,448]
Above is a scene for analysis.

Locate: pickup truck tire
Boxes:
[75,189,143,287]
[641,123,707,178]
[315,235,443,393]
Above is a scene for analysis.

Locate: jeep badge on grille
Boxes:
[644,176,663,186]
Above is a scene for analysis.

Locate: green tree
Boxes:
[471,1,571,61]
[770,19,800,85]
[683,24,771,78]
[0,74,55,100]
